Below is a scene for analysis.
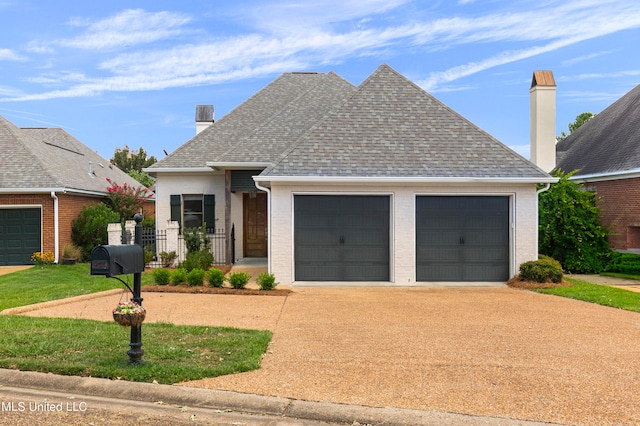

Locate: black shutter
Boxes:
[204,195,215,233]
[170,195,181,227]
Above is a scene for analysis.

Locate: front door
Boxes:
[243,192,267,257]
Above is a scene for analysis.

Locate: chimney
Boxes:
[530,71,556,172]
[195,105,214,134]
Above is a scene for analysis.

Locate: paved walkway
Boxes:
[567,273,640,292]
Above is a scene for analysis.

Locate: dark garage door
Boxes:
[294,195,390,281]
[416,196,509,282]
[0,208,42,266]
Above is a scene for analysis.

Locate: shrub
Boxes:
[227,272,251,289]
[538,170,612,273]
[519,256,563,283]
[179,251,213,272]
[62,243,82,260]
[159,251,177,268]
[144,249,154,265]
[183,226,211,254]
[256,272,277,290]
[170,268,187,285]
[605,252,640,275]
[71,203,119,260]
[207,268,225,288]
[153,268,171,285]
[186,268,206,286]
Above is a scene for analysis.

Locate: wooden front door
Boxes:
[243,192,267,257]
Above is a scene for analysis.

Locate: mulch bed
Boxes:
[143,284,292,296]
[506,276,572,290]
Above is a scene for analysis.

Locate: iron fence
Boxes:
[178,228,226,265]
[118,226,226,267]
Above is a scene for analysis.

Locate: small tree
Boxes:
[539,170,611,273]
[105,178,152,224]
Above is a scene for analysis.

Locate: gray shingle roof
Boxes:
[264,65,549,179]
[555,83,640,177]
[150,72,356,169]
[0,115,145,194]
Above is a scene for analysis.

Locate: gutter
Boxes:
[50,191,59,264]
[206,162,270,171]
[536,183,551,195]
[254,176,559,184]
[253,180,272,275]
[568,167,640,183]
[142,167,214,176]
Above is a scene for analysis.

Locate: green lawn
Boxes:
[536,277,640,313]
[0,263,272,384]
[0,263,153,311]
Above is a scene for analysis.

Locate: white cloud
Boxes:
[0,48,26,61]
[561,51,613,67]
[62,9,192,50]
[4,0,640,101]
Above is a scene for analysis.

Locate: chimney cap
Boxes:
[195,105,214,122]
[531,70,555,88]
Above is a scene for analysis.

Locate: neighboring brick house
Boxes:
[555,82,640,251]
[147,64,555,285]
[0,116,153,265]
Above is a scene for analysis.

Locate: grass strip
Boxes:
[0,264,155,311]
[0,315,271,384]
[536,277,640,313]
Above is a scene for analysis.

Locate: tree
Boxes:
[110,146,157,173]
[539,170,611,273]
[128,169,155,188]
[556,112,596,143]
[105,178,153,224]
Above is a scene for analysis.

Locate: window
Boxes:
[170,194,216,232]
[183,195,203,228]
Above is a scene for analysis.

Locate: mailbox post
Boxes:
[128,213,144,363]
[90,213,145,364]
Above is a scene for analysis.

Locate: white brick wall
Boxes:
[269,182,539,286]
[154,171,225,230]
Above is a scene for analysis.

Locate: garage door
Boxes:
[294,195,390,281]
[416,196,509,281]
[0,208,42,266]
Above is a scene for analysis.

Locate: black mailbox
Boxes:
[90,245,144,277]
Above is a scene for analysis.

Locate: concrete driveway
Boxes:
[4,285,640,425]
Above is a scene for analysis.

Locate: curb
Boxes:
[0,289,123,315]
[0,369,558,425]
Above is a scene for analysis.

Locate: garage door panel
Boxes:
[294,195,390,282]
[417,263,461,281]
[464,247,508,262]
[0,208,41,266]
[417,246,460,261]
[416,196,509,282]
[418,229,461,245]
[296,247,341,262]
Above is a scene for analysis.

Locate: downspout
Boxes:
[253,181,271,274]
[50,191,59,263]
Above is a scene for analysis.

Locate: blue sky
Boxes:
[1,0,639,162]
